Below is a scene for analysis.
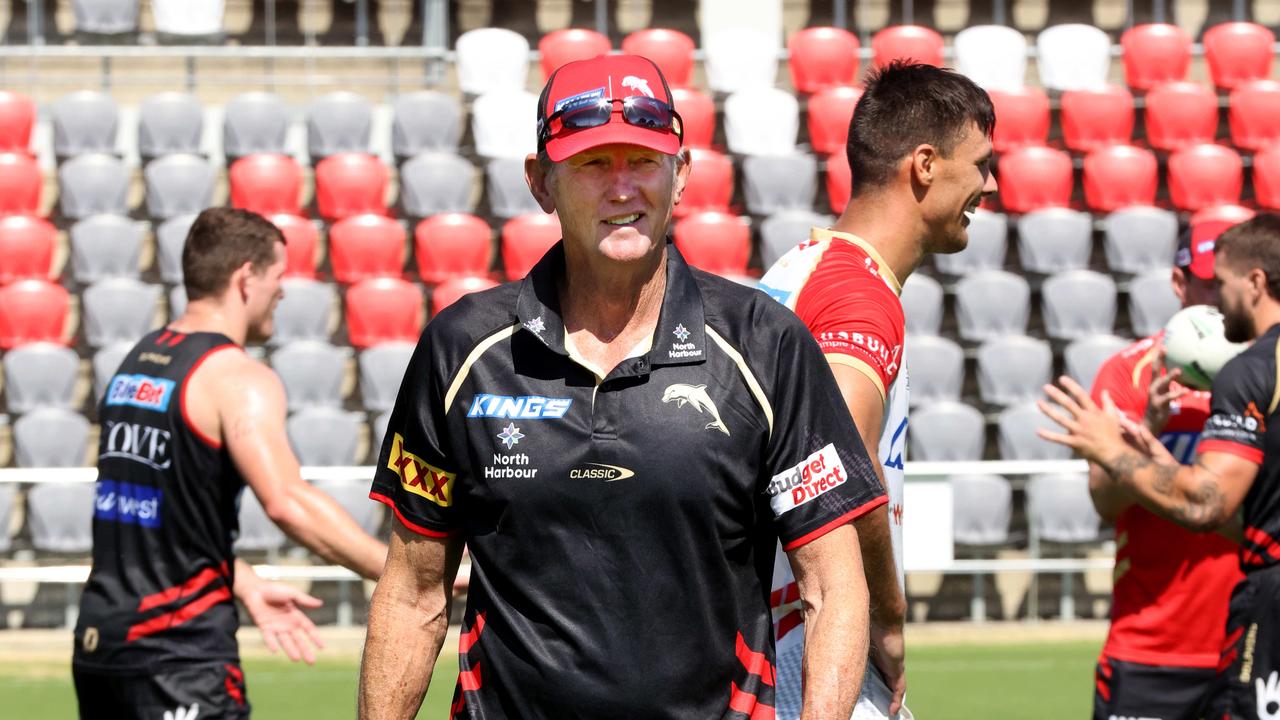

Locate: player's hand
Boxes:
[240,581,325,664]
[1144,349,1188,435]
[869,621,906,716]
[1037,376,1128,464]
[1115,406,1177,465]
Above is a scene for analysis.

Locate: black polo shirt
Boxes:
[369,241,885,720]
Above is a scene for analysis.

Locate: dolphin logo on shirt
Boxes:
[663,384,730,436]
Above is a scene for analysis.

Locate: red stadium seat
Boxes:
[432,276,500,315]
[826,151,852,214]
[1190,203,1255,227]
[1203,22,1275,90]
[1143,82,1219,152]
[673,212,750,276]
[502,214,561,280]
[0,215,56,284]
[988,87,1050,153]
[807,85,862,156]
[1168,144,1244,212]
[677,148,733,217]
[788,27,860,94]
[1060,85,1135,153]
[1083,145,1157,212]
[314,152,389,222]
[871,25,944,67]
[415,213,493,284]
[671,86,715,149]
[995,146,1073,213]
[1120,24,1191,91]
[1229,80,1280,152]
[0,91,36,154]
[621,29,696,87]
[0,152,42,216]
[539,28,612,78]
[269,213,319,279]
[1252,145,1280,210]
[230,154,304,217]
[328,213,407,283]
[0,279,70,349]
[345,277,424,349]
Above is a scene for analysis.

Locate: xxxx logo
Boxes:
[388,433,456,507]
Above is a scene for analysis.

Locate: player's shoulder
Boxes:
[1217,329,1279,388]
[1097,334,1160,381]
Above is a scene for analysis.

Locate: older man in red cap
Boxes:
[357,54,885,720]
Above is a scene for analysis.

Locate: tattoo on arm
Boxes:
[1104,451,1226,530]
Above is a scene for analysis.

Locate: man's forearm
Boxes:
[1101,447,1230,532]
[799,580,869,719]
[271,485,387,579]
[358,575,450,720]
[853,507,905,629]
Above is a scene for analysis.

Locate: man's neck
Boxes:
[559,246,667,345]
[168,300,247,346]
[1254,301,1280,341]
[830,191,927,285]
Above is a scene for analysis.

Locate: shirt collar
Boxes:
[808,227,903,295]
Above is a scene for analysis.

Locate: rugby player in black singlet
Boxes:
[1038,214,1280,720]
[73,208,387,719]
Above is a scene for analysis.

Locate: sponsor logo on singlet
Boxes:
[105,373,175,412]
[100,421,172,470]
[94,479,162,528]
[467,394,572,419]
[387,433,455,507]
[766,444,848,513]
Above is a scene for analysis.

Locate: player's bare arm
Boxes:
[232,558,325,664]
[788,523,869,720]
[359,524,462,720]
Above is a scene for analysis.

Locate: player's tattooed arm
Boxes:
[1101,451,1230,532]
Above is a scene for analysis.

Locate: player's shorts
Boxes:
[851,662,914,720]
[1205,568,1280,720]
[1092,654,1216,720]
[73,660,250,720]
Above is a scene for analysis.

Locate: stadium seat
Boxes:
[1254,145,1280,211]
[1190,204,1256,228]
[58,153,129,220]
[287,407,363,466]
[502,214,561,280]
[1065,334,1130,390]
[345,277,425,350]
[1203,22,1275,90]
[909,401,985,461]
[485,157,543,219]
[3,342,78,413]
[359,340,415,413]
[1103,206,1178,274]
[472,89,539,159]
[222,91,290,159]
[901,273,943,336]
[977,335,1052,406]
[23,414,93,554]
[52,90,118,158]
[455,27,531,95]
[315,478,384,535]
[229,153,304,218]
[904,334,964,406]
[1229,80,1280,152]
[270,213,319,279]
[0,280,70,349]
[954,25,1028,92]
[414,213,493,284]
[988,86,1050,153]
[807,85,861,156]
[1041,270,1117,340]
[1128,269,1180,336]
[0,215,56,284]
[92,342,132,403]
[1120,24,1191,91]
[143,154,216,220]
[1028,473,1102,543]
[152,0,224,37]
[234,490,288,553]
[69,214,143,283]
[825,151,852,215]
[82,278,161,348]
[137,91,203,160]
[307,91,373,160]
[673,212,751,276]
[155,214,196,284]
[1060,85,1135,153]
[0,482,14,553]
[952,474,1013,546]
[787,26,859,94]
[270,340,350,410]
[169,285,187,318]
[995,146,1072,214]
[1144,82,1219,152]
[0,91,36,154]
[432,276,500,315]
[1083,145,1157,212]
[759,210,833,268]
[955,270,1030,341]
[670,87,715,149]
[400,152,476,218]
[934,208,1007,275]
[0,152,43,216]
[314,153,389,222]
[539,28,611,78]
[700,0,781,47]
[999,402,1074,460]
[704,27,780,93]
[271,277,336,346]
[1168,144,1244,212]
[1036,24,1112,92]
[676,147,734,217]
[15,406,90,468]
[724,87,799,156]
[71,0,139,35]
[871,25,944,67]
[622,29,696,88]
[742,154,817,215]
[391,91,463,159]
[328,214,406,284]
[1016,208,1093,274]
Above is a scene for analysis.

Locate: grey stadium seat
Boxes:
[954,270,1031,341]
[935,208,1007,275]
[144,154,216,220]
[392,91,463,159]
[307,91,373,160]
[28,481,96,553]
[169,285,188,318]
[287,407,363,466]
[1028,473,1102,543]
[235,490,288,553]
[138,91,204,159]
[269,340,350,411]
[270,278,336,346]
[3,342,79,413]
[759,210,833,269]
[952,474,1013,546]
[58,153,130,220]
[901,273,944,336]
[93,342,134,403]
[905,334,964,407]
[72,0,140,36]
[1016,208,1093,274]
[1065,334,1130,391]
[742,154,817,215]
[909,400,986,461]
[372,410,392,457]
[0,483,15,552]
[314,479,384,536]
[15,407,90,468]
[400,152,477,217]
[82,278,162,348]
[156,213,198,284]
[1128,269,1181,337]
[359,340,415,413]
[52,90,118,158]
[997,402,1074,460]
[1041,270,1117,340]
[69,215,145,283]
[976,335,1052,406]
[1104,206,1178,274]
[486,157,544,218]
[223,91,290,159]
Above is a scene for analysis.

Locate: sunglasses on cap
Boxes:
[538,96,684,150]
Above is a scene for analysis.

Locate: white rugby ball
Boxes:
[1163,305,1247,391]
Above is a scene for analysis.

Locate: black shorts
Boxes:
[1205,569,1280,720]
[74,661,250,720]
[1093,654,1217,720]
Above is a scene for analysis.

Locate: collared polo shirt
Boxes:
[370,241,885,720]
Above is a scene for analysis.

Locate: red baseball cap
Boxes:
[536,54,682,162]
[1177,219,1235,280]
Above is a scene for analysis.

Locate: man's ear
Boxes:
[910,144,938,188]
[1171,267,1188,305]
[524,153,557,214]
[672,148,692,206]
[231,261,254,301]
[1248,267,1269,303]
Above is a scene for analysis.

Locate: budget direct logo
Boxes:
[467,394,572,419]
[105,374,175,412]
[94,479,162,528]
[388,433,455,507]
[766,444,848,514]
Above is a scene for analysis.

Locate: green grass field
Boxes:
[0,640,1098,718]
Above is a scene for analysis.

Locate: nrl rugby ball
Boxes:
[1162,304,1247,391]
